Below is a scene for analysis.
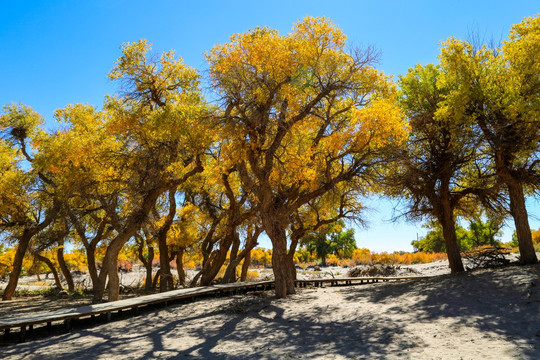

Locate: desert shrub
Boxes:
[461,246,511,270]
[244,270,260,282]
[347,264,398,277]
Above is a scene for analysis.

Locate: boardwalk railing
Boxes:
[1,276,427,342]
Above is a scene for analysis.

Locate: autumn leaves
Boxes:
[0,15,538,301]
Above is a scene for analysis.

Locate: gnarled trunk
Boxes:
[240,250,251,282]
[144,247,154,290]
[2,231,33,300]
[34,253,63,290]
[199,236,234,286]
[2,204,59,301]
[158,189,177,292]
[287,235,300,281]
[87,246,105,299]
[507,181,538,264]
[158,238,173,292]
[263,217,295,298]
[57,245,74,292]
[439,200,464,273]
[175,248,185,286]
[135,233,154,290]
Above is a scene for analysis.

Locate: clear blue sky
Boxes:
[1,1,538,252]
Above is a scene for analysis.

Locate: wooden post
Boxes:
[20,325,26,342]
[64,319,71,332]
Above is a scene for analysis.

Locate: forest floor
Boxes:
[1,254,540,359]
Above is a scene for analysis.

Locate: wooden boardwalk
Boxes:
[1,276,427,342]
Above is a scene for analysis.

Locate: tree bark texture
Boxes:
[263,217,295,298]
[175,248,185,286]
[507,181,538,264]
[439,201,464,273]
[2,231,33,300]
[57,245,74,292]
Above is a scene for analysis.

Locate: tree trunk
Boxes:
[135,234,154,291]
[2,230,33,300]
[57,246,74,292]
[264,218,295,298]
[222,232,242,284]
[240,250,251,282]
[2,203,59,301]
[152,269,162,289]
[158,238,173,292]
[439,201,464,273]
[507,181,538,264]
[200,238,233,286]
[287,236,299,281]
[157,189,177,292]
[34,253,63,290]
[145,247,154,290]
[86,246,105,299]
[175,248,185,286]
[94,243,122,302]
[107,260,120,301]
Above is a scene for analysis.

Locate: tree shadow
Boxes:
[340,263,540,358]
[3,265,539,359]
[1,290,425,359]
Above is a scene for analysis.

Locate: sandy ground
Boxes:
[1,259,539,359]
[0,255,465,294]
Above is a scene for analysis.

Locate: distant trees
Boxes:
[300,220,356,266]
[412,217,504,253]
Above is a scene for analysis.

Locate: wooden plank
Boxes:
[0,280,274,331]
[0,277,425,333]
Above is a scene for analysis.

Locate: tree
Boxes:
[412,217,503,253]
[207,16,407,298]
[300,220,356,266]
[36,40,209,301]
[438,14,539,264]
[390,64,492,272]
[0,105,61,300]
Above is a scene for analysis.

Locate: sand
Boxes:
[1,260,539,359]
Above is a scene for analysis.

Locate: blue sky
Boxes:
[1,1,538,251]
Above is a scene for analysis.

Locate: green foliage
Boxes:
[300,220,357,266]
[412,218,503,252]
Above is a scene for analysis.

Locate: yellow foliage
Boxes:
[532,228,540,245]
[64,252,88,272]
[250,248,272,267]
[0,248,15,277]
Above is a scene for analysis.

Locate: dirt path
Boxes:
[1,263,539,359]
